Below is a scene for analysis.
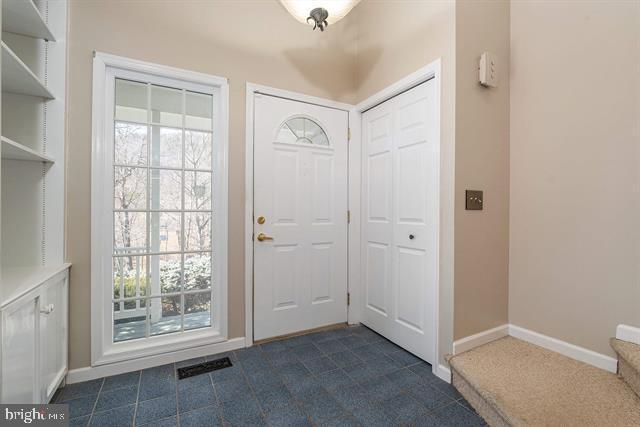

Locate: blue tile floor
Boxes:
[54,325,486,426]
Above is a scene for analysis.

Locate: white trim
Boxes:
[436,364,452,384]
[92,52,228,87]
[354,58,443,376]
[91,52,108,367]
[244,85,255,347]
[347,108,362,325]
[355,62,441,113]
[244,83,354,346]
[247,83,353,112]
[66,337,245,384]
[508,324,618,373]
[616,324,640,346]
[91,52,229,365]
[453,324,509,355]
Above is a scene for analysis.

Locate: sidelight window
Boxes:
[92,53,228,365]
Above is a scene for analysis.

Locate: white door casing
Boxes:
[91,53,229,366]
[253,94,349,341]
[361,79,438,363]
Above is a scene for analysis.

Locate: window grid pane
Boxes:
[278,116,330,147]
[112,78,214,343]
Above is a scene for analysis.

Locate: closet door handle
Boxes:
[40,304,55,315]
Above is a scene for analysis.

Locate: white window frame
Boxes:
[91,52,229,366]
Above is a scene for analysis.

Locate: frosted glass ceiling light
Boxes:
[280,0,361,31]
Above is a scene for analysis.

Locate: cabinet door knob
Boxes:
[40,304,55,315]
[409,234,415,240]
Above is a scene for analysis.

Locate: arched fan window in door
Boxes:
[277,116,330,146]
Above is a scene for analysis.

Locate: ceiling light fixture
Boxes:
[280,0,361,31]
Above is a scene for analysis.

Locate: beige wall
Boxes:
[454,0,510,340]
[67,0,463,371]
[352,0,457,364]
[509,1,640,357]
[66,0,357,370]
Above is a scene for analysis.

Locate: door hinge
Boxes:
[347,292,351,306]
[348,127,351,141]
[347,210,351,223]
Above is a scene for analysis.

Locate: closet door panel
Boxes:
[361,79,438,364]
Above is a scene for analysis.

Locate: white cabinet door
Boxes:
[361,79,438,364]
[40,272,68,402]
[2,298,38,403]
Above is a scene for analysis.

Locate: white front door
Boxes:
[253,94,349,341]
[361,79,438,363]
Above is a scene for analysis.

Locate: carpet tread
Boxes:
[450,336,640,426]
[611,338,640,374]
[611,338,640,398]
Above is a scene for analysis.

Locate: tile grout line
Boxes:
[173,362,180,427]
[237,347,273,425]
[131,370,143,426]
[263,343,315,426]
[274,328,365,424]
[68,325,480,426]
[207,356,223,425]
[320,331,438,424]
[87,378,106,426]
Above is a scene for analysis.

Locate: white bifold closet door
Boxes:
[361,79,438,364]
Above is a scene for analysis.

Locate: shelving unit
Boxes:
[1,41,53,98]
[1,0,66,281]
[2,0,55,41]
[1,0,69,404]
[1,136,54,162]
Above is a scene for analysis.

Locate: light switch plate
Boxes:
[466,190,483,210]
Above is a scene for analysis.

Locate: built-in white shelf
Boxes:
[1,136,54,163]
[1,41,54,99]
[0,263,71,308]
[2,0,56,41]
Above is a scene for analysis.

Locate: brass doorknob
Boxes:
[256,232,274,242]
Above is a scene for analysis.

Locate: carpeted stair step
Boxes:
[611,337,640,398]
[449,336,640,426]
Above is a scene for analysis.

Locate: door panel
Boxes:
[311,243,332,304]
[253,95,348,341]
[311,154,333,222]
[398,143,428,222]
[366,242,389,315]
[396,246,426,332]
[273,149,299,223]
[40,272,68,402]
[368,152,392,221]
[273,244,299,310]
[2,298,38,403]
[361,79,438,363]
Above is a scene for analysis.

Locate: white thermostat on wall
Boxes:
[479,52,498,88]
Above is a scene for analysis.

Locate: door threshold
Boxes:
[254,322,350,345]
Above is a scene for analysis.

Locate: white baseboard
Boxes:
[435,364,452,383]
[66,337,246,384]
[616,324,640,346]
[508,325,617,373]
[453,324,509,355]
